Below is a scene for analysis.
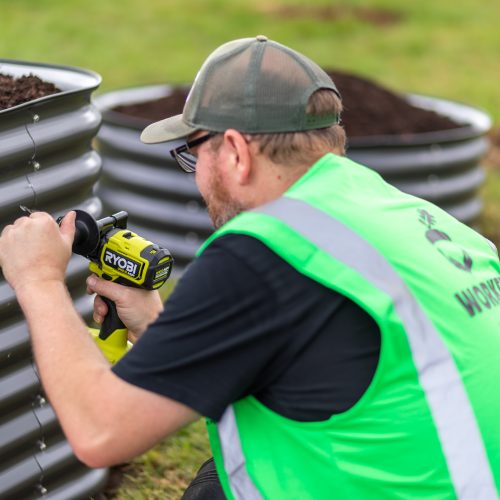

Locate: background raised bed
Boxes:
[94,71,491,273]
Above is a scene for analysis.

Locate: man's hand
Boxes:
[86,275,164,341]
[0,211,75,292]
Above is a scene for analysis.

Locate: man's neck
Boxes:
[246,152,330,209]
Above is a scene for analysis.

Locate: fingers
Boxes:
[87,275,120,300]
[93,294,108,324]
[29,211,54,223]
[87,276,128,325]
[86,275,127,305]
[59,211,76,246]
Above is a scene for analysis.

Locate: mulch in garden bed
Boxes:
[0,73,61,110]
[112,70,461,138]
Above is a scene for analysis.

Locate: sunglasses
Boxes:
[170,132,219,173]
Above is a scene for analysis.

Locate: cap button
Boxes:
[256,35,268,42]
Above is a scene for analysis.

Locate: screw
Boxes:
[37,439,47,451]
[32,161,40,171]
[35,395,46,407]
[35,484,48,495]
[33,114,40,123]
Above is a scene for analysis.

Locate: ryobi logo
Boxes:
[104,249,141,278]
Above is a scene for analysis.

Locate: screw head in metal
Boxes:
[32,161,40,171]
[35,394,47,406]
[33,114,40,123]
[36,484,48,495]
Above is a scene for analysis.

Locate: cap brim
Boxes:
[140,114,199,144]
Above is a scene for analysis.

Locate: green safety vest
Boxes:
[197,153,500,499]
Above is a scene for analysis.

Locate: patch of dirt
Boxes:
[113,87,188,126]
[256,4,403,26]
[326,69,460,137]
[112,70,461,138]
[0,73,61,110]
[102,464,132,498]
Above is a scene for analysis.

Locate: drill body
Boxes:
[86,212,173,291]
[67,210,173,363]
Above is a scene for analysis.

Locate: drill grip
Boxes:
[99,296,126,340]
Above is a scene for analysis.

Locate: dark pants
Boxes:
[181,457,226,499]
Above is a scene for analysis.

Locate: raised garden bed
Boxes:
[112,70,462,138]
[95,70,491,272]
[0,59,106,500]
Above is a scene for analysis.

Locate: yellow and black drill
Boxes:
[62,209,173,363]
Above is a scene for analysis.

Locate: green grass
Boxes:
[105,279,212,498]
[110,420,211,499]
[2,0,500,120]
[2,1,500,497]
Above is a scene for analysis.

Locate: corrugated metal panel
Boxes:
[95,85,211,273]
[94,85,492,272]
[347,94,491,223]
[0,59,108,499]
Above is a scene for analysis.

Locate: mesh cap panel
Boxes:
[183,36,340,134]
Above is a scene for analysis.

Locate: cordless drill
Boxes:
[61,209,173,363]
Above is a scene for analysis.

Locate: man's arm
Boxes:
[17,280,198,468]
[0,212,199,468]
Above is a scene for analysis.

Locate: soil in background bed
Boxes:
[112,70,460,137]
[326,70,460,136]
[0,73,61,110]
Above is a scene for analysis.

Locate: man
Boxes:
[1,36,500,499]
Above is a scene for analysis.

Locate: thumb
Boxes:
[60,211,76,247]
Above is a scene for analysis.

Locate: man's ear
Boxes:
[223,129,252,185]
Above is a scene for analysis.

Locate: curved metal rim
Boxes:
[94,83,188,130]
[0,58,102,116]
[348,125,479,148]
[94,85,492,146]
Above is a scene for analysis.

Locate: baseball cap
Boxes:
[140,35,340,144]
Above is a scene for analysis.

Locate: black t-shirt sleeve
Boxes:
[112,235,285,420]
[112,234,380,421]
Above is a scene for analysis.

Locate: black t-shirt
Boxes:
[112,234,381,422]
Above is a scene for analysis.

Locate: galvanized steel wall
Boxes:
[347,94,492,224]
[95,86,491,272]
[0,60,107,499]
[95,86,210,274]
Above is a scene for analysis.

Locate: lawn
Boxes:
[1,0,500,121]
[2,0,500,497]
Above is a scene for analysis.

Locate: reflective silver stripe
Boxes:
[218,406,263,499]
[253,196,497,499]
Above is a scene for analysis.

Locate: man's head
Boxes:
[140,36,346,227]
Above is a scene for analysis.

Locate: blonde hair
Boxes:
[210,89,345,167]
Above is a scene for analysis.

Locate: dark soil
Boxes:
[112,70,461,138]
[0,73,61,110]
[326,70,460,137]
[113,87,188,127]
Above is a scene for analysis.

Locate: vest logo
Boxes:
[418,209,473,272]
[455,277,500,317]
[104,249,141,278]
